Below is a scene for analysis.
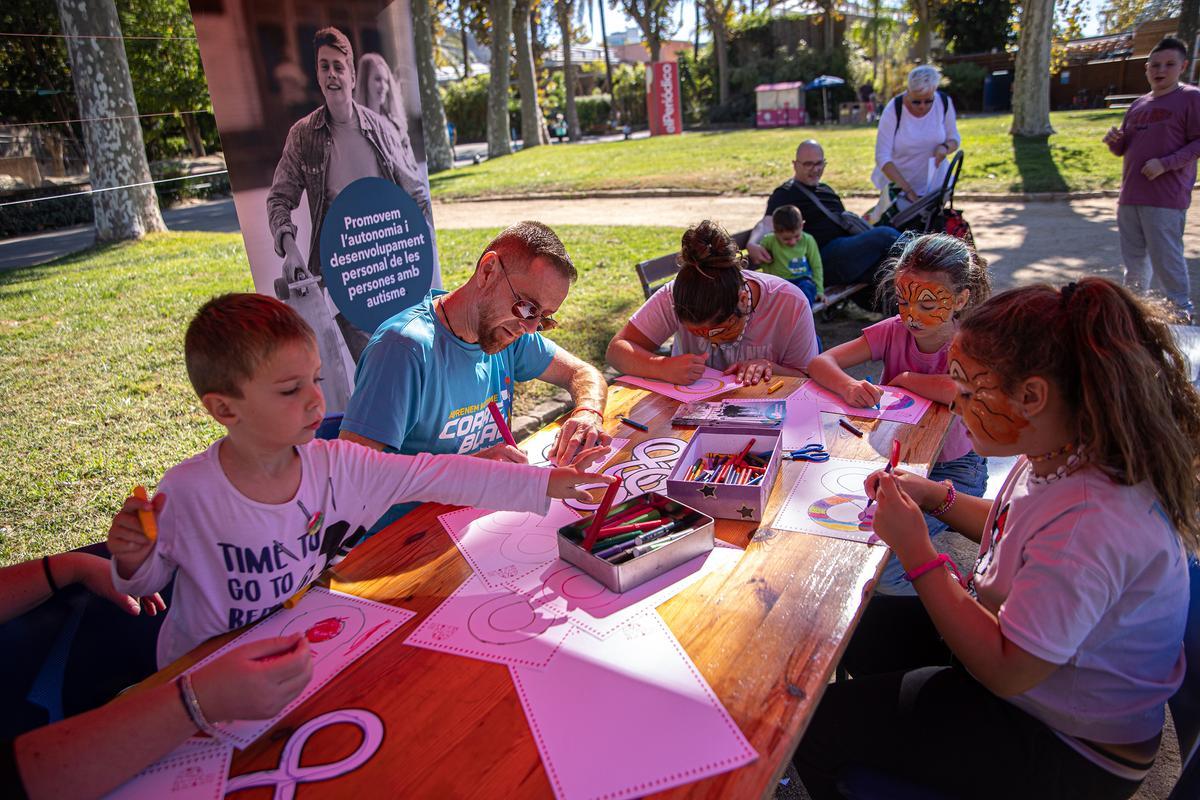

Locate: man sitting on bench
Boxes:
[746,139,900,322]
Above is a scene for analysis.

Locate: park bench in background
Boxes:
[1105,93,1141,108]
[634,228,868,316]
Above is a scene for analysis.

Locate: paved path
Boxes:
[0,198,240,271]
[7,192,1198,312]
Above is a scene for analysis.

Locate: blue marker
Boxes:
[865,375,880,410]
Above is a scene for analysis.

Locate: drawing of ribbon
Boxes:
[225,708,384,800]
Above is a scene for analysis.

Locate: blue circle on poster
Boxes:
[319,176,433,334]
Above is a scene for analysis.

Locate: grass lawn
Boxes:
[432,109,1125,200]
[0,226,678,564]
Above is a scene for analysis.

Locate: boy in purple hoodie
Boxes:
[1104,36,1200,322]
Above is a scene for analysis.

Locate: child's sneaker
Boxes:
[841,300,884,323]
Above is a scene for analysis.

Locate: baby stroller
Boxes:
[876,151,975,249]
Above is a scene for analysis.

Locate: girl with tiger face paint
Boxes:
[794,278,1200,800]
[806,233,992,597]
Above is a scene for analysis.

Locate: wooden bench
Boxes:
[634,228,868,315]
[1105,94,1141,109]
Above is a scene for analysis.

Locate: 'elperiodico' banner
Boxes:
[189,1,441,412]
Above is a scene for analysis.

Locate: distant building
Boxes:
[605,29,692,63]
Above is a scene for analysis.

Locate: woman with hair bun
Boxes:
[606,220,819,386]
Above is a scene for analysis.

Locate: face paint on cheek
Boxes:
[896,274,955,329]
[707,315,745,343]
[948,344,1029,446]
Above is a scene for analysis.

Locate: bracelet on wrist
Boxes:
[927,479,956,518]
[42,555,60,595]
[568,406,604,422]
[177,673,220,736]
[903,553,967,587]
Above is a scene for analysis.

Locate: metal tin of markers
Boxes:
[557,492,714,593]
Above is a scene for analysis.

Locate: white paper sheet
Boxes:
[772,456,928,544]
[520,429,630,470]
[562,436,690,513]
[404,574,572,669]
[510,612,757,800]
[102,737,232,799]
[617,367,742,402]
[507,542,744,639]
[440,504,583,589]
[181,588,413,749]
[795,381,932,425]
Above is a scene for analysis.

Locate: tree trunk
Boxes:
[182,113,206,158]
[913,0,931,62]
[459,0,471,80]
[1010,0,1055,137]
[711,11,730,105]
[1181,0,1200,67]
[56,0,164,242]
[514,0,545,148]
[487,0,514,157]
[647,36,661,62]
[411,0,455,172]
[823,3,835,52]
[597,0,614,96]
[557,1,580,141]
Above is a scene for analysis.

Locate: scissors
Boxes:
[784,444,830,462]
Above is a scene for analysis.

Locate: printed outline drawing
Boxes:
[565,437,688,511]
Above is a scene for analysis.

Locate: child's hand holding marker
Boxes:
[107,488,167,578]
[841,376,884,409]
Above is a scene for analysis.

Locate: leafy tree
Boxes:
[934,0,1015,54]
[487,0,514,156]
[56,0,165,240]
[703,0,737,104]
[613,0,680,62]
[1011,0,1055,137]
[413,0,455,171]
[1099,0,1180,33]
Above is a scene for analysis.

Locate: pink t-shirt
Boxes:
[113,438,551,667]
[972,458,1188,747]
[861,315,971,462]
[629,271,819,373]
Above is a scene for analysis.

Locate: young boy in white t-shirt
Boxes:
[107,293,610,667]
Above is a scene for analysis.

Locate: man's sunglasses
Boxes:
[497,257,558,331]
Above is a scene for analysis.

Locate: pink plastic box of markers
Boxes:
[666,427,783,522]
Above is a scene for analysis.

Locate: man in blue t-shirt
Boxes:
[339,221,610,528]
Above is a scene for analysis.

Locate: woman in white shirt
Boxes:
[872,65,961,203]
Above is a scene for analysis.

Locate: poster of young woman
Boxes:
[188,0,441,412]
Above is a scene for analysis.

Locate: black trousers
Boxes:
[792,596,1145,800]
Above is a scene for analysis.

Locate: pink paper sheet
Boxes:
[404,574,571,669]
[103,738,232,800]
[182,588,413,749]
[729,396,825,450]
[795,381,932,425]
[506,542,744,639]
[510,612,757,800]
[616,367,742,402]
[520,430,630,470]
[440,504,583,589]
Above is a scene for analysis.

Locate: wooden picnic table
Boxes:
[146,376,954,798]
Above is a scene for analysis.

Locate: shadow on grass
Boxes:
[1012,135,1068,193]
[0,240,129,288]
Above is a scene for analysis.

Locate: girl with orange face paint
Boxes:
[793,278,1200,800]
[806,233,992,595]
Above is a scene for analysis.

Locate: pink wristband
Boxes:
[903,553,966,587]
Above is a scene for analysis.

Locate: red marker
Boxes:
[597,520,662,536]
[887,438,901,473]
[582,477,623,552]
[487,401,517,447]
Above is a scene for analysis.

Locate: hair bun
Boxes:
[679,220,743,274]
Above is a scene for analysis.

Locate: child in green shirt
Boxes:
[759,205,825,306]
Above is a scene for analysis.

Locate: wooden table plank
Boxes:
[140,377,954,799]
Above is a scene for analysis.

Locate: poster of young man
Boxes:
[189,1,441,412]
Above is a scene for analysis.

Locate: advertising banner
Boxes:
[188,1,440,412]
[646,61,682,137]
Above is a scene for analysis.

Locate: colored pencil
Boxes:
[487,401,517,447]
[865,375,880,410]
[582,477,623,551]
[617,415,649,432]
[767,379,785,394]
[596,520,662,537]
